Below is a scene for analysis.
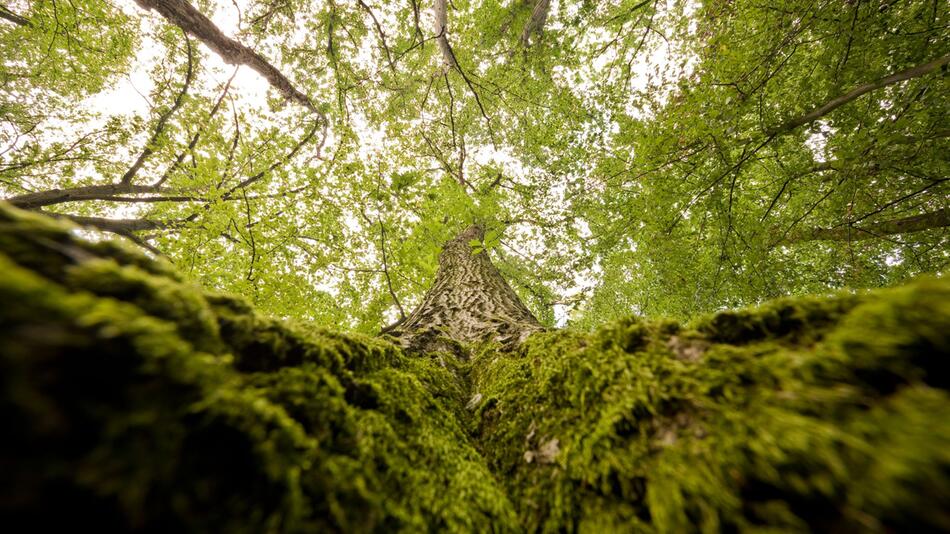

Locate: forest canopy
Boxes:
[1,0,947,330]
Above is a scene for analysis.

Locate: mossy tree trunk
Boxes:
[2,203,949,532]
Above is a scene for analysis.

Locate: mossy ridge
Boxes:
[0,202,517,532]
[2,202,949,532]
[470,279,950,532]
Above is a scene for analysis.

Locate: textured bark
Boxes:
[389,225,543,352]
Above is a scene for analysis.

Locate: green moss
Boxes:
[1,202,948,532]
[65,259,223,353]
[0,202,516,532]
[694,292,862,344]
[469,280,950,532]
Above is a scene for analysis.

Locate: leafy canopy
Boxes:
[0,0,947,331]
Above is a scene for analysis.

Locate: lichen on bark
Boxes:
[1,202,948,532]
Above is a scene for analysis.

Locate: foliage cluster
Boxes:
[1,0,945,329]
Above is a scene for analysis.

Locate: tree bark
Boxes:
[389,225,543,352]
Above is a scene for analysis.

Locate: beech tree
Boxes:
[1,0,948,531]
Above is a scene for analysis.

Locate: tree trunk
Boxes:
[389,225,544,353]
[2,202,949,532]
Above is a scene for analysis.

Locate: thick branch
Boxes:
[0,3,29,26]
[767,54,950,137]
[7,184,172,209]
[784,208,950,244]
[39,211,172,233]
[135,0,322,116]
[432,0,455,68]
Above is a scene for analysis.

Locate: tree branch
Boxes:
[219,119,322,201]
[784,208,950,244]
[121,33,195,186]
[767,54,950,137]
[38,211,172,233]
[135,0,323,118]
[379,220,406,319]
[153,67,237,187]
[520,0,550,46]
[0,3,30,26]
[432,0,455,69]
[7,184,174,209]
[356,0,395,71]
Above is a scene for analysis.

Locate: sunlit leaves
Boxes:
[1,0,946,331]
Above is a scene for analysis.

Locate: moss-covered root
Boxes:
[0,202,517,532]
[470,279,950,532]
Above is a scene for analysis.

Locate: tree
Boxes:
[1,0,949,531]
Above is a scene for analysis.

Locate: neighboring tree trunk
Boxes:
[389,225,544,353]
